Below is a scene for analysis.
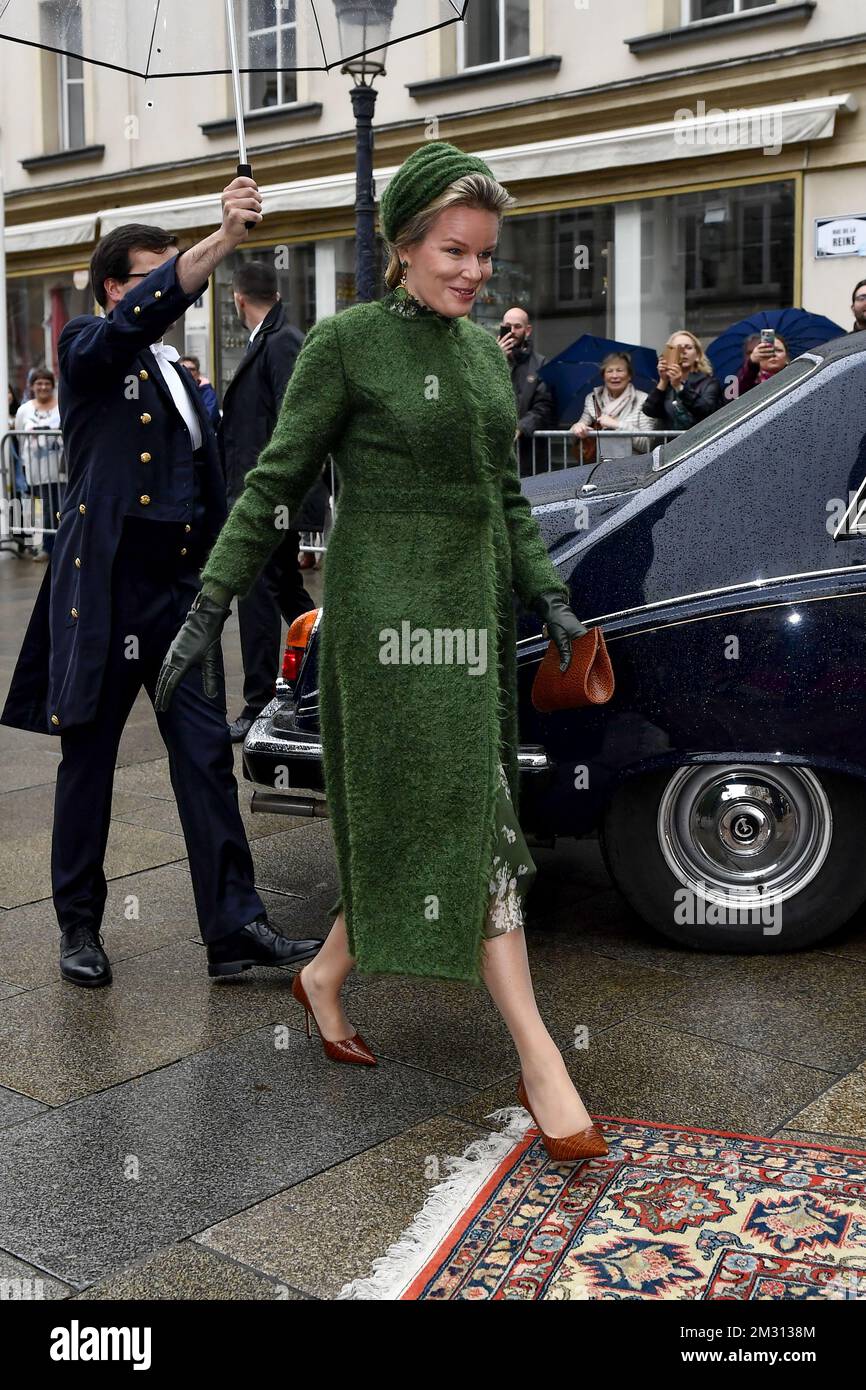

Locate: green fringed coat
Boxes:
[201,288,569,984]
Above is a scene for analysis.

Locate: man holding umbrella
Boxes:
[1,176,322,987]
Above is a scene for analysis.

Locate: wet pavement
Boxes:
[1,544,866,1299]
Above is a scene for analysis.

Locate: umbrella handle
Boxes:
[237,161,255,232]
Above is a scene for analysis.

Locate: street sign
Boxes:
[815,215,866,259]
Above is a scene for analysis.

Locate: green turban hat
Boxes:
[379,140,497,244]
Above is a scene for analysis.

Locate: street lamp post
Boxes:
[332,2,396,303]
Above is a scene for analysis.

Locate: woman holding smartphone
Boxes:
[643,330,723,432]
[736,332,790,397]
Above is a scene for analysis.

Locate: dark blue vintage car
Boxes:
[243,330,866,952]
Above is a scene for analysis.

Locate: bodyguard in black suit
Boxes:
[1,178,321,987]
[220,260,314,741]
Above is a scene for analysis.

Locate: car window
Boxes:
[654,357,818,472]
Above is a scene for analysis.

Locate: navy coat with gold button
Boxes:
[1,255,227,735]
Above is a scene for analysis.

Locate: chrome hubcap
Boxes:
[658,765,832,909]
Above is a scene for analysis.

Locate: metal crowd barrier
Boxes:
[1,432,687,565]
[520,428,685,474]
[0,429,66,555]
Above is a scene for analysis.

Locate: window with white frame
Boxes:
[247,0,298,111]
[458,0,530,71]
[684,0,776,21]
[57,0,84,148]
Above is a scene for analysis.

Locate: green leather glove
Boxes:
[154,590,231,712]
[531,590,588,673]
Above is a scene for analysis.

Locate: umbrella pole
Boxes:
[224,0,252,182]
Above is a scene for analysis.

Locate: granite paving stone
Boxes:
[0,939,327,1103]
[777,1062,866,1142]
[249,819,339,899]
[0,1249,74,1300]
[72,1240,308,1300]
[197,1113,499,1300]
[0,1083,48,1129]
[0,781,188,908]
[446,1017,841,1137]
[0,1023,473,1285]
[634,952,866,1072]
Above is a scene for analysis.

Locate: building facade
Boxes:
[2,0,865,403]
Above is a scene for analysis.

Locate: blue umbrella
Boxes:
[538,335,660,425]
[707,308,846,385]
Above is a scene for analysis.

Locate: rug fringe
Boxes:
[336,1106,532,1300]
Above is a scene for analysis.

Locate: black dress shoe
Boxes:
[60,926,112,987]
[207,918,323,978]
[228,714,257,743]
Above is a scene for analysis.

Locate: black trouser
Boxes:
[51,519,266,943]
[236,529,315,719]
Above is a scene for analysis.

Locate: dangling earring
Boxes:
[400,260,408,287]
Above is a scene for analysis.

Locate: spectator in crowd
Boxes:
[736,333,790,397]
[570,352,654,455]
[497,305,556,476]
[179,355,221,428]
[219,259,315,742]
[644,330,724,431]
[851,279,866,334]
[14,366,63,561]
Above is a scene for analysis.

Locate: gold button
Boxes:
[139,369,149,381]
[79,503,86,514]
[70,608,78,619]
[184,524,191,533]
[140,452,152,463]
[154,290,162,299]
[51,714,60,726]
[140,494,151,505]
[179,547,187,556]
[134,306,141,315]
[74,557,81,568]
[55,511,61,521]
[140,413,152,425]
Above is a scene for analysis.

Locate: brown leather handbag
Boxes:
[531,628,615,712]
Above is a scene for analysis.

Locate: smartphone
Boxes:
[498,325,512,339]
[661,345,680,367]
[760,328,776,347]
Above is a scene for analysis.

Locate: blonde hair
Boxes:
[666,330,713,377]
[383,173,516,290]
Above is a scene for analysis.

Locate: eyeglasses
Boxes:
[123,273,150,280]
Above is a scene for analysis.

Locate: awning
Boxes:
[4,212,98,254]
[467,94,858,183]
[97,171,358,236]
[6,93,857,250]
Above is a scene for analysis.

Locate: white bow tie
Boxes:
[150,341,180,364]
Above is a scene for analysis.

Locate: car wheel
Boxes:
[601,764,866,951]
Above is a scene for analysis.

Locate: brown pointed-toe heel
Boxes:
[517,1074,608,1162]
[291,969,376,1066]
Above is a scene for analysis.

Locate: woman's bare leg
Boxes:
[482,927,593,1137]
[298,910,356,1042]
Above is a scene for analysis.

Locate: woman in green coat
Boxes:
[157,143,607,1157]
